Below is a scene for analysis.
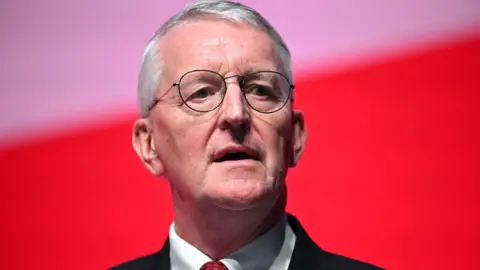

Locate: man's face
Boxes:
[134,19,306,210]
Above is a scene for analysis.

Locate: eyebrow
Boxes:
[241,66,277,75]
[240,67,257,75]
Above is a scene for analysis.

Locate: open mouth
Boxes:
[213,151,259,163]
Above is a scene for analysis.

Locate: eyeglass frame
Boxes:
[147,69,295,114]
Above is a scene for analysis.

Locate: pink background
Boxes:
[1,0,479,269]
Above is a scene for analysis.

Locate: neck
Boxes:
[172,190,286,260]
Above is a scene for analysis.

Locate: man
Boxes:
[112,0,382,269]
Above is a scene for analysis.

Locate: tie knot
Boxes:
[200,261,228,270]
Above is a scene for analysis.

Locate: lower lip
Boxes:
[214,159,259,166]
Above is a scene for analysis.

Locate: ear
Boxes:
[132,118,165,176]
[290,110,307,167]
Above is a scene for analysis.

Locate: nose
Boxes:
[218,80,250,141]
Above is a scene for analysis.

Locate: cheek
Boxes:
[152,114,213,174]
[259,113,292,169]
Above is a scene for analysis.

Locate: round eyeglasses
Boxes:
[151,70,294,114]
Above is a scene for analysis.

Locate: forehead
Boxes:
[159,18,283,77]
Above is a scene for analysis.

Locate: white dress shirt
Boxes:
[169,215,296,270]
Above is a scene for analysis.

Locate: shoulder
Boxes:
[287,214,384,270]
[109,252,159,270]
[292,241,384,270]
[109,251,164,270]
[109,240,170,270]
[318,250,384,270]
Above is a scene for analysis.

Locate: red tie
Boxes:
[200,261,228,270]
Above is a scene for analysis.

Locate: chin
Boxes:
[208,179,278,211]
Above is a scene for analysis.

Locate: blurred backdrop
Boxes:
[1,0,479,269]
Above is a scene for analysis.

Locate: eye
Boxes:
[249,85,269,96]
[188,87,214,100]
[246,84,277,100]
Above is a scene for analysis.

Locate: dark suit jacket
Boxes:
[110,214,383,269]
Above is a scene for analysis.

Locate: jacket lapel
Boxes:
[154,238,171,270]
[287,214,326,270]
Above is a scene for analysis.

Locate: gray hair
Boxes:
[137,0,293,117]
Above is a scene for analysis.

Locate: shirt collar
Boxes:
[169,214,296,270]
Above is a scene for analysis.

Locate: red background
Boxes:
[1,36,479,269]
